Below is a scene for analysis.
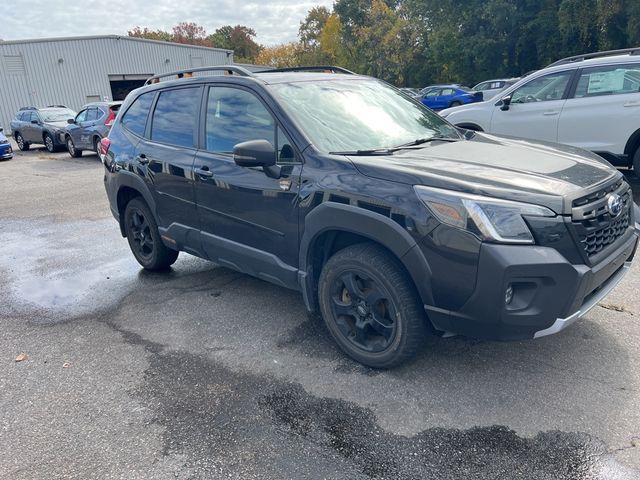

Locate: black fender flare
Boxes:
[114,171,157,235]
[298,202,434,311]
[624,128,640,163]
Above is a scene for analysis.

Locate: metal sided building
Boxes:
[0,35,233,132]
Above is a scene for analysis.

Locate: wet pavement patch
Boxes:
[129,328,633,479]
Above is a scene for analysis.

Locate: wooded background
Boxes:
[129,0,640,87]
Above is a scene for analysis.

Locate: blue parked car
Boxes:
[0,127,13,160]
[420,85,483,110]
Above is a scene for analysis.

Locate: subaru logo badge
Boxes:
[606,193,622,217]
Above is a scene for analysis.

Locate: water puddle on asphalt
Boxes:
[0,218,141,320]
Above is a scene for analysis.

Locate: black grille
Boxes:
[571,179,632,258]
[578,209,629,256]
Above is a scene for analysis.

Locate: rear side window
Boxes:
[86,108,98,122]
[150,88,200,148]
[121,92,154,137]
[574,63,640,98]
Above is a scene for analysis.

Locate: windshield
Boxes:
[41,109,76,122]
[269,79,459,153]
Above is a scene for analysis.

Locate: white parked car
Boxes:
[440,48,640,171]
[472,78,519,100]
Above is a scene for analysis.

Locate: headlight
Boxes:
[414,185,556,244]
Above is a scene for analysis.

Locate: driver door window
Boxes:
[75,110,88,123]
[206,87,276,154]
[511,71,572,104]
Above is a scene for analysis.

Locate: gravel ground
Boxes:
[0,139,639,479]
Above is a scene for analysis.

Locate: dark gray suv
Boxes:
[10,106,76,152]
[64,101,122,157]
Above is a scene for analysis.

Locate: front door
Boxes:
[490,70,574,143]
[192,85,302,289]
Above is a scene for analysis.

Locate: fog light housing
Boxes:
[505,284,514,305]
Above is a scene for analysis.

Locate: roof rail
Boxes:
[145,65,255,85]
[46,104,68,108]
[19,106,37,111]
[258,65,356,75]
[547,47,640,67]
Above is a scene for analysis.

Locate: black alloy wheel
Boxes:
[123,198,179,270]
[318,243,429,368]
[330,271,398,353]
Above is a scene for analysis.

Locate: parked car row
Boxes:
[439,48,640,172]
[8,101,121,158]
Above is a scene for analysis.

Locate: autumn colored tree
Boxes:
[127,27,173,42]
[255,43,301,67]
[208,25,262,62]
[172,22,208,45]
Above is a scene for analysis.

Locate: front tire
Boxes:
[633,148,640,178]
[67,137,82,157]
[44,133,55,153]
[16,133,30,151]
[123,198,179,270]
[318,243,429,368]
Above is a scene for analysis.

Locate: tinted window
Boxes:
[76,110,88,123]
[277,126,296,163]
[151,88,200,147]
[441,88,455,96]
[30,112,40,122]
[511,71,572,103]
[205,87,275,153]
[86,108,98,122]
[424,89,440,97]
[574,63,640,98]
[121,92,155,137]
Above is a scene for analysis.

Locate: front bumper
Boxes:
[0,146,12,159]
[425,228,638,340]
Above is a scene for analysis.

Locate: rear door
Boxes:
[137,86,201,232]
[557,62,640,157]
[26,112,42,143]
[438,88,456,109]
[192,84,302,287]
[490,70,574,143]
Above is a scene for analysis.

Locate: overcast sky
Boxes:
[4,0,334,46]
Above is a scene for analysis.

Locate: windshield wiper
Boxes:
[329,148,396,156]
[394,136,461,148]
[329,136,461,156]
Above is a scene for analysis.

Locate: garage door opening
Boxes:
[108,74,152,101]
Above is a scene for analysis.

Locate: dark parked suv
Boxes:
[10,106,76,152]
[102,65,639,367]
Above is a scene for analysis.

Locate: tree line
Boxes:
[129,0,640,87]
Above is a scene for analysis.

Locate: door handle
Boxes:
[136,153,149,165]
[194,166,213,178]
[542,111,560,116]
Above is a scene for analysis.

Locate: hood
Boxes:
[44,121,70,129]
[348,133,619,214]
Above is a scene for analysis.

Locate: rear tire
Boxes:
[67,137,82,158]
[15,133,30,151]
[449,100,462,107]
[318,243,430,368]
[93,137,101,154]
[123,198,179,271]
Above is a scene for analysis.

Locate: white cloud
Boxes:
[5,0,334,46]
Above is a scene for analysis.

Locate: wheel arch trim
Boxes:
[298,202,434,311]
[114,172,157,235]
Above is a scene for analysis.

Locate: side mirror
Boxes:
[500,95,512,111]
[67,118,75,124]
[31,119,40,124]
[0,127,3,133]
[233,139,281,179]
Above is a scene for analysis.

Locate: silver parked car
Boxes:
[63,101,122,157]
[472,78,519,101]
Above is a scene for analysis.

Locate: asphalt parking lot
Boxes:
[1,139,639,479]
